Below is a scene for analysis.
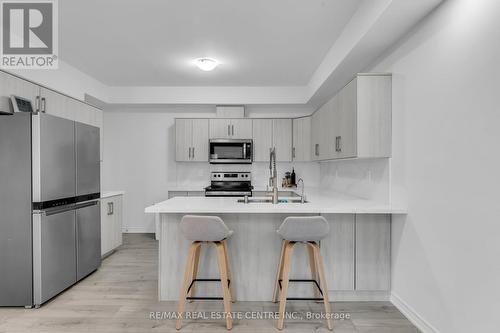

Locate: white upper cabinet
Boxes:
[273,119,292,161]
[209,119,230,138]
[231,119,252,139]
[176,119,209,162]
[311,74,391,161]
[209,118,252,139]
[252,119,292,162]
[292,117,311,161]
[191,119,209,161]
[252,119,273,162]
[39,87,69,119]
[0,71,39,111]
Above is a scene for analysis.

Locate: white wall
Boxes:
[102,106,318,233]
[368,0,500,332]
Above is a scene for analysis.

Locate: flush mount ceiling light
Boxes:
[194,58,219,71]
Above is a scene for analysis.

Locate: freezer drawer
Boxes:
[33,209,77,306]
[33,113,76,202]
[76,201,101,280]
[76,122,100,197]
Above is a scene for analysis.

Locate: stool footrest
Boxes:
[278,279,324,301]
[186,278,231,301]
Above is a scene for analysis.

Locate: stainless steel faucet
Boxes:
[297,178,306,203]
[267,147,279,204]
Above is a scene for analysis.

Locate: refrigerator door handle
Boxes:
[44,205,76,216]
[75,201,98,210]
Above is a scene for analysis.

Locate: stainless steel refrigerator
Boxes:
[0,111,101,307]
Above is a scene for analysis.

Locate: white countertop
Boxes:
[145,189,406,214]
[101,191,125,199]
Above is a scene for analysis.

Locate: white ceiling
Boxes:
[58,0,443,106]
[60,0,361,86]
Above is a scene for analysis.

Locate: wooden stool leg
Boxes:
[188,243,201,302]
[215,242,233,330]
[311,242,333,330]
[221,240,235,302]
[176,242,200,330]
[307,245,320,300]
[273,240,288,303]
[277,241,295,330]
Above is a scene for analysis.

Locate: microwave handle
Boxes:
[243,143,246,159]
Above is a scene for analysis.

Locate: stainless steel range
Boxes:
[205,172,253,197]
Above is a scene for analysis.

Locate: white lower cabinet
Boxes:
[321,214,390,292]
[100,194,123,256]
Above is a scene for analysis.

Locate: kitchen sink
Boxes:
[237,197,308,204]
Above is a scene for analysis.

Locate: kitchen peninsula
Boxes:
[145,190,406,302]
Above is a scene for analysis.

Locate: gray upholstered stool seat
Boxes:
[177,215,234,330]
[273,215,333,330]
[180,215,233,241]
[277,216,329,242]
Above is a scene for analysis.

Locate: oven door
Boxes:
[209,139,252,164]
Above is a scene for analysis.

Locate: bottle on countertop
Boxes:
[291,168,296,186]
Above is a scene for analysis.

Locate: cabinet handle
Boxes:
[315,144,319,156]
[41,97,46,113]
[335,136,342,152]
[35,96,40,113]
[192,147,195,159]
[292,147,296,159]
[228,125,230,136]
[107,202,114,215]
[231,124,234,136]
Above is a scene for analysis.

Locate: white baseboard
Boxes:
[122,226,154,233]
[391,292,439,333]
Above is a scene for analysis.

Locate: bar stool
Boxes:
[176,215,234,330]
[272,216,333,330]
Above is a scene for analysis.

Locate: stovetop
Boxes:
[205,172,253,197]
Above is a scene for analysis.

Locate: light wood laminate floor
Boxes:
[0,234,419,333]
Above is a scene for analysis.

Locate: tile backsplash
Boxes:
[169,158,390,203]
[319,158,390,202]
[170,162,320,190]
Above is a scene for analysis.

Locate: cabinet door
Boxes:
[191,119,209,161]
[273,119,292,161]
[100,198,113,255]
[40,87,69,119]
[113,196,123,248]
[355,214,390,290]
[321,96,337,160]
[252,119,273,162]
[292,117,311,161]
[231,119,252,139]
[175,119,192,161]
[337,79,357,158]
[209,119,231,139]
[312,104,330,160]
[311,110,321,161]
[0,71,39,112]
[321,214,355,290]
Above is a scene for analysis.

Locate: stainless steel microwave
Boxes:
[209,139,253,164]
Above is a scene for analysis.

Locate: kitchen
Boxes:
[0,1,499,333]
